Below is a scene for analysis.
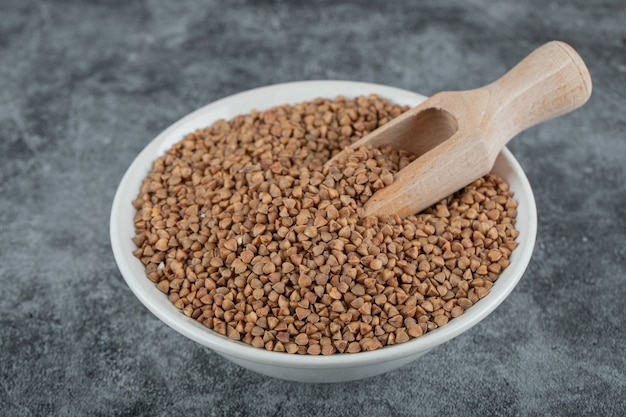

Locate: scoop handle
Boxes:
[484,41,592,151]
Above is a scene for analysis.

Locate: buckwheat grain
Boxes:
[132,95,519,354]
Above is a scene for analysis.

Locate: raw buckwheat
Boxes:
[132,95,519,354]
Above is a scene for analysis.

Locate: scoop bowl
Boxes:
[110,80,537,383]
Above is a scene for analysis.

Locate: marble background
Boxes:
[1,0,624,415]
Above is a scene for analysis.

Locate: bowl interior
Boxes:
[110,81,537,369]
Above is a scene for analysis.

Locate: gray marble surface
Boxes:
[1,0,625,415]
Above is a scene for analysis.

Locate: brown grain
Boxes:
[132,94,519,355]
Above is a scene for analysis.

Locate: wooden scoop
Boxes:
[331,41,592,217]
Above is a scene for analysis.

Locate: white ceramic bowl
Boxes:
[110,81,537,383]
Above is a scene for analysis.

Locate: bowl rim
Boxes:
[110,80,537,369]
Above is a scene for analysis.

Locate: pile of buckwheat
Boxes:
[131,94,519,355]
